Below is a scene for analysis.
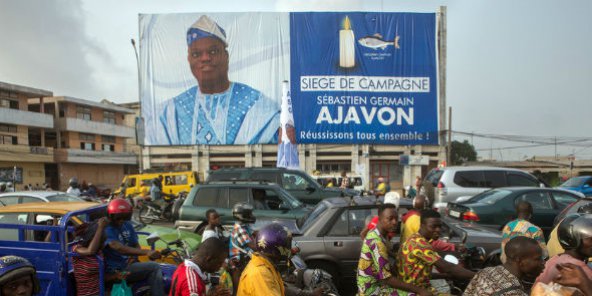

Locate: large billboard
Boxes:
[140,12,438,146]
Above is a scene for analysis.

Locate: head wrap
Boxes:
[187,15,227,47]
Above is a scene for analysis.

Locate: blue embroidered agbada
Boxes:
[157,82,279,145]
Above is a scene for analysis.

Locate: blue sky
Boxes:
[0,0,590,160]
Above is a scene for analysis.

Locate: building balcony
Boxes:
[56,118,135,138]
[0,108,53,129]
[55,148,137,165]
[0,145,54,163]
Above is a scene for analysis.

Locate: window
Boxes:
[229,188,249,208]
[516,191,553,210]
[328,208,376,236]
[552,191,578,208]
[173,175,188,185]
[250,172,278,183]
[76,106,92,120]
[453,171,485,187]
[80,133,95,141]
[126,178,137,187]
[0,213,27,241]
[425,170,444,186]
[102,135,115,143]
[103,111,116,124]
[282,173,311,190]
[0,124,17,133]
[0,196,20,206]
[0,135,17,145]
[0,98,18,109]
[194,188,220,207]
[508,173,539,187]
[102,144,114,151]
[81,142,95,150]
[482,171,507,188]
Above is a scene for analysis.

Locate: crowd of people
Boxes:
[357,192,592,296]
[1,187,592,296]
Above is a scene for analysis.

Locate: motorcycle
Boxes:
[124,233,185,295]
[283,243,340,296]
[433,232,487,295]
[138,192,186,224]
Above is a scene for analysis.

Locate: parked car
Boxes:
[558,176,592,197]
[254,197,502,289]
[446,187,581,234]
[0,201,200,262]
[207,168,356,205]
[0,191,84,206]
[420,166,546,211]
[175,182,311,232]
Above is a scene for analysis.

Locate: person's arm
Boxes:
[433,258,475,280]
[360,227,370,240]
[382,277,433,296]
[555,263,592,295]
[76,218,108,256]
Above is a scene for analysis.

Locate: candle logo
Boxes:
[339,16,355,68]
[358,34,400,50]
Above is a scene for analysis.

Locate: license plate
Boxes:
[449,210,460,218]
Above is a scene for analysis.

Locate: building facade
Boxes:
[0,82,55,190]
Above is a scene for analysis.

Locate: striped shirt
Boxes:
[72,245,102,296]
[170,260,206,296]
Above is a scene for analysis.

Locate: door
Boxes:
[515,190,556,232]
[322,207,376,280]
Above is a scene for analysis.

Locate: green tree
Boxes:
[450,140,477,165]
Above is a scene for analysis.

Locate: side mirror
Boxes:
[305,186,315,193]
[146,232,160,246]
[279,202,291,212]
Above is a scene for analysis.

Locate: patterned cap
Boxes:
[187,15,227,47]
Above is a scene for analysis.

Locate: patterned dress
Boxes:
[396,232,441,295]
[463,265,526,296]
[500,219,547,263]
[357,228,399,296]
[155,82,280,145]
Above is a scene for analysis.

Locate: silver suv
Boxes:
[419,166,545,211]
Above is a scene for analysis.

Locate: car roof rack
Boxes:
[205,179,277,186]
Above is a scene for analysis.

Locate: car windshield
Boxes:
[560,177,587,187]
[298,202,327,230]
[46,194,84,202]
[277,187,304,209]
[468,189,512,204]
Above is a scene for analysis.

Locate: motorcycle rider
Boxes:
[358,203,429,296]
[396,209,475,295]
[464,236,544,296]
[150,177,174,218]
[0,255,40,296]
[67,177,81,196]
[103,199,164,296]
[170,237,231,296]
[237,223,291,296]
[547,203,592,257]
[229,202,257,294]
[536,213,592,284]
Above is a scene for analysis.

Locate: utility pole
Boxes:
[554,136,557,160]
[447,106,452,165]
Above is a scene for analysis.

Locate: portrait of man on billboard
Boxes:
[157,15,280,145]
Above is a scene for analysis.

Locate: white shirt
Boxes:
[67,187,81,197]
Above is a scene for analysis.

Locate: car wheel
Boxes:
[306,260,341,289]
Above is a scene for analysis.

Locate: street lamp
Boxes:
[131,38,144,173]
